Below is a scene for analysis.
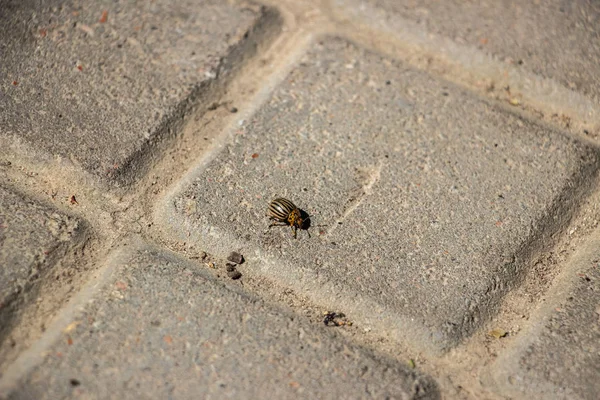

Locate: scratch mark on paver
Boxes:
[324,161,383,238]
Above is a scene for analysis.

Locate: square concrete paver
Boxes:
[489,262,600,400]
[332,0,600,101]
[164,38,600,352]
[5,245,438,400]
[0,185,83,370]
[0,185,82,316]
[0,0,276,184]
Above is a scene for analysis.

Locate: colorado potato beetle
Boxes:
[268,197,308,239]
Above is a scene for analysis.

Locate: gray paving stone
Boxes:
[332,0,600,101]
[490,262,600,400]
[166,38,600,351]
[0,185,82,315]
[0,185,82,361]
[6,246,439,400]
[0,0,274,184]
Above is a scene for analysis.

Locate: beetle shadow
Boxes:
[299,208,311,232]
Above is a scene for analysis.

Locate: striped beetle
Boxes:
[268,197,309,239]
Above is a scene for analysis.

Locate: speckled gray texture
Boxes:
[0,0,271,184]
[169,38,600,350]
[491,264,600,400]
[8,248,439,400]
[0,184,83,373]
[333,0,600,101]
[0,185,81,321]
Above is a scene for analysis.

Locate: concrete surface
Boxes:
[328,0,600,138]
[497,265,600,399]
[1,0,600,398]
[488,230,600,400]
[0,185,79,309]
[0,185,84,368]
[0,0,277,185]
[168,37,600,352]
[5,244,439,400]
[332,0,600,101]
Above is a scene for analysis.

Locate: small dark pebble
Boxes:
[70,379,81,387]
[323,312,346,326]
[227,270,242,280]
[227,252,244,264]
[226,263,236,272]
[151,320,161,327]
[230,107,238,113]
[191,251,207,260]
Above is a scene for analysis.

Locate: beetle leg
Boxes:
[293,225,297,239]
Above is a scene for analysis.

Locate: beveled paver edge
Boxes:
[0,236,136,398]
[480,226,600,399]
[110,5,284,188]
[0,5,284,193]
[151,27,442,352]
[325,0,600,138]
[1,236,442,400]
[155,30,600,354]
[0,183,93,368]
